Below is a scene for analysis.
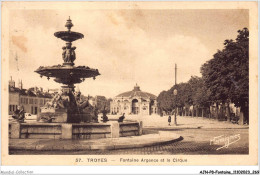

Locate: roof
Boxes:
[116,84,157,100]
[9,86,52,98]
[9,86,21,93]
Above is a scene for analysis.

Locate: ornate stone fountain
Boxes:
[9,17,142,140]
[35,17,100,123]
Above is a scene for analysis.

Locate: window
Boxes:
[35,107,38,114]
[9,105,16,112]
[34,99,38,104]
[25,98,28,104]
[29,99,33,104]
[31,106,34,114]
[40,99,43,105]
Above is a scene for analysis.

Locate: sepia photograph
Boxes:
[1,1,258,169]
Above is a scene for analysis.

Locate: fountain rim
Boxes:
[54,31,84,42]
[35,66,100,78]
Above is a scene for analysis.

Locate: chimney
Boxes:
[9,76,15,88]
[18,79,23,89]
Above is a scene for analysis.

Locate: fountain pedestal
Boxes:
[61,85,74,94]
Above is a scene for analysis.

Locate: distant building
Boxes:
[9,78,52,115]
[93,95,107,109]
[110,84,158,115]
[47,88,59,94]
[9,78,20,114]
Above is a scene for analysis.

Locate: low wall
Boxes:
[119,122,142,137]
[11,123,62,139]
[72,123,111,139]
[9,121,142,140]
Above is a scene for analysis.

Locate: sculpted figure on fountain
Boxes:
[62,42,76,63]
[45,92,70,109]
[74,91,92,113]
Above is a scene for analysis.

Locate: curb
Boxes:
[9,135,183,151]
[144,126,249,130]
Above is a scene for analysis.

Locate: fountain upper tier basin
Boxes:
[35,65,100,85]
[54,31,84,42]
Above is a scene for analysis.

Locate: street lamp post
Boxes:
[173,89,177,125]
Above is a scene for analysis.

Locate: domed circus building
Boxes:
[110,84,158,115]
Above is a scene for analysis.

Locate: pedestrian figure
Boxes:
[168,115,171,126]
[12,106,25,123]
[118,113,125,122]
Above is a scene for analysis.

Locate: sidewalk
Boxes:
[108,115,249,129]
[9,131,182,151]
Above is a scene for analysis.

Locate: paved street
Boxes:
[10,128,248,155]
[107,114,249,129]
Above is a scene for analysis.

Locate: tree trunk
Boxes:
[239,108,244,125]
[196,107,199,117]
[209,107,212,118]
[226,102,231,122]
[216,102,219,120]
[202,108,204,118]
[239,105,248,125]
[222,104,225,119]
[208,107,210,118]
[245,104,249,124]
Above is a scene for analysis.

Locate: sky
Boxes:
[9,9,249,98]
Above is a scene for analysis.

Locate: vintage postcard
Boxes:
[1,1,258,167]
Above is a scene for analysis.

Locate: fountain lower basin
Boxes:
[9,121,143,139]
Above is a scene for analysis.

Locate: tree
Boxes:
[169,82,192,116]
[157,90,174,114]
[157,76,211,117]
[201,28,249,123]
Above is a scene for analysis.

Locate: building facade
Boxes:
[110,84,158,115]
[9,78,52,115]
[93,95,107,109]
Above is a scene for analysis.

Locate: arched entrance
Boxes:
[132,99,139,114]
